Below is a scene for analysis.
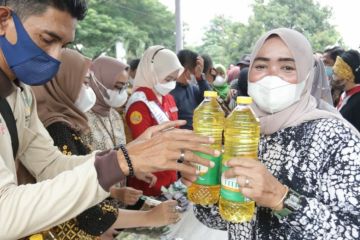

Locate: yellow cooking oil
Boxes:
[187,91,224,205]
[219,96,260,223]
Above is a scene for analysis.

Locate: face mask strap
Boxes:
[90,73,110,99]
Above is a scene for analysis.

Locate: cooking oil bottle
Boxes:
[219,96,260,223]
[187,91,224,205]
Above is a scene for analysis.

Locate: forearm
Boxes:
[0,160,109,239]
[111,209,154,229]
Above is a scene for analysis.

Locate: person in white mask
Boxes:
[33,49,182,239]
[84,56,129,150]
[125,45,184,199]
[213,64,230,100]
[194,28,360,240]
[170,49,211,130]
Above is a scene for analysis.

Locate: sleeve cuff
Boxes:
[94,150,126,191]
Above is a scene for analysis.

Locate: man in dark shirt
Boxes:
[170,50,211,130]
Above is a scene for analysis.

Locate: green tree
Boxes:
[73,0,175,59]
[197,0,342,67]
[195,15,245,67]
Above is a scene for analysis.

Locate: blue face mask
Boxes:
[325,66,333,78]
[0,12,61,86]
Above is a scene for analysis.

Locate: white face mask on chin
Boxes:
[154,81,176,96]
[75,84,97,113]
[248,75,306,114]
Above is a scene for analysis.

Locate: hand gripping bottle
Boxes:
[187,91,225,205]
[219,96,260,223]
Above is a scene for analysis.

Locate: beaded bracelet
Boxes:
[117,144,134,177]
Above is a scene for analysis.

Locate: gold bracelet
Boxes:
[271,185,289,211]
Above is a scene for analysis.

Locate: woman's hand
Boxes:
[135,172,157,188]
[110,187,143,205]
[146,200,180,227]
[223,158,287,209]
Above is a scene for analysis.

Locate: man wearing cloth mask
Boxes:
[0,1,218,239]
[170,49,211,130]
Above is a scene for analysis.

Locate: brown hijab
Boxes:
[32,49,91,133]
[89,56,128,117]
[249,28,359,136]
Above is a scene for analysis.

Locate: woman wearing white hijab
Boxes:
[195,28,360,239]
[125,46,184,197]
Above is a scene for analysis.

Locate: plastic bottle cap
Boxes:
[204,91,218,98]
[29,234,44,240]
[237,96,252,104]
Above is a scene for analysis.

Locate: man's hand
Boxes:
[126,120,188,148]
[194,56,204,80]
[120,126,219,182]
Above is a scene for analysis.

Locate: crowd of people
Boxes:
[0,1,359,240]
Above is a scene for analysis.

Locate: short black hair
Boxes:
[129,58,140,71]
[237,67,249,96]
[3,0,87,21]
[202,54,213,74]
[340,50,360,84]
[324,46,345,62]
[177,49,198,70]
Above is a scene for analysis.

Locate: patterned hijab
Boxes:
[90,56,128,117]
[132,45,184,92]
[249,28,360,136]
[32,49,91,133]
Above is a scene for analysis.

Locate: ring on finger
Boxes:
[244,177,250,188]
[177,149,185,164]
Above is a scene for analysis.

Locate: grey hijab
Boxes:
[249,28,360,136]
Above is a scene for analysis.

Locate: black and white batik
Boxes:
[194,118,360,240]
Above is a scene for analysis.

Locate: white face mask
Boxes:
[129,77,135,86]
[213,76,226,86]
[154,81,176,96]
[248,75,306,114]
[92,74,129,108]
[75,84,97,113]
[103,89,128,108]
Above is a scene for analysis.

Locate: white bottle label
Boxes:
[195,163,208,176]
[221,176,240,192]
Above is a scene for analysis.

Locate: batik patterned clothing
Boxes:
[46,122,119,239]
[82,109,126,151]
[195,118,360,240]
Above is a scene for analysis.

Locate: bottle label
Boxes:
[220,165,251,202]
[193,152,222,186]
